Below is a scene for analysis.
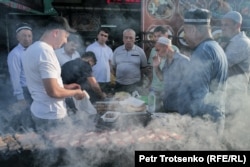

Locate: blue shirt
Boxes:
[148,45,180,92]
[225,32,250,94]
[7,43,27,100]
[179,39,228,121]
[162,52,189,111]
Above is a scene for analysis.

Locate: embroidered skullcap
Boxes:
[16,22,32,33]
[184,8,211,25]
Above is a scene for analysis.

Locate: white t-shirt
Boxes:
[86,41,113,82]
[22,41,67,120]
[55,47,80,66]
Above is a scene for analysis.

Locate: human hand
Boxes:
[74,90,89,100]
[100,92,107,99]
[74,90,84,100]
[64,83,81,90]
[152,54,161,67]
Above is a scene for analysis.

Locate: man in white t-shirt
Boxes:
[22,16,87,132]
[55,33,81,66]
[86,27,113,93]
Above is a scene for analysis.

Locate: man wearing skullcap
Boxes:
[7,23,33,111]
[180,8,228,134]
[147,26,180,111]
[152,37,189,112]
[221,11,250,122]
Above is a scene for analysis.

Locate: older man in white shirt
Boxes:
[55,33,81,66]
[7,23,33,110]
[221,11,250,129]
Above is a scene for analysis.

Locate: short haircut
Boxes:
[153,26,167,34]
[44,16,75,32]
[123,28,136,36]
[81,51,97,63]
[98,27,110,34]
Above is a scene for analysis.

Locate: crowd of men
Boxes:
[6,8,250,137]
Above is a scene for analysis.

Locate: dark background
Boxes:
[0,0,250,84]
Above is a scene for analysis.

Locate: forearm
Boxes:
[88,77,105,98]
[43,79,82,99]
[12,78,24,100]
[109,61,115,76]
[91,84,105,98]
[50,87,81,98]
[8,57,24,100]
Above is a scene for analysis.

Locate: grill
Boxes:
[0,112,184,167]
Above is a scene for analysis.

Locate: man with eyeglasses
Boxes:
[86,27,113,94]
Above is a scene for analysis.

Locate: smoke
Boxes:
[1,85,250,166]
[103,6,141,48]
[2,57,250,166]
[1,4,250,167]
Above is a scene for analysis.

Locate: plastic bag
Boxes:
[73,96,97,115]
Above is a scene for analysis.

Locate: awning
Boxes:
[0,0,57,15]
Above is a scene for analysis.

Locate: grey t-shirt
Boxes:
[112,45,147,85]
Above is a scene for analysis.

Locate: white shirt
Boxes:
[86,41,113,82]
[55,47,80,66]
[7,43,27,100]
[22,41,67,120]
[225,31,250,94]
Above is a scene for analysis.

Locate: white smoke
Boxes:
[1,3,250,167]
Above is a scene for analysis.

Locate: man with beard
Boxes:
[153,37,189,113]
[148,26,180,111]
[221,11,250,117]
[180,8,228,134]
